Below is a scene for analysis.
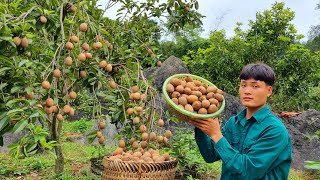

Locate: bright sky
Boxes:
[97,0,320,42]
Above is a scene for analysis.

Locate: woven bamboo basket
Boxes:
[162,74,225,122]
[102,156,178,180]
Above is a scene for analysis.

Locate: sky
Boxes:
[97,0,320,42]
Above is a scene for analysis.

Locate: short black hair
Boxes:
[239,63,275,86]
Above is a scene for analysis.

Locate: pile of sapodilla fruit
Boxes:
[166,75,224,114]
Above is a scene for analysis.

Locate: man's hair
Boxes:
[239,63,275,86]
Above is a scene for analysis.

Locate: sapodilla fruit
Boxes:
[93,42,102,50]
[13,37,21,46]
[41,80,50,90]
[68,108,75,116]
[118,139,126,148]
[66,42,74,50]
[46,98,54,107]
[82,43,89,51]
[98,136,105,144]
[78,53,86,62]
[157,119,164,127]
[57,114,63,122]
[69,91,77,99]
[127,108,134,115]
[157,61,161,67]
[132,85,139,93]
[109,80,117,89]
[80,23,88,32]
[105,64,112,72]
[99,121,106,129]
[85,53,92,59]
[20,37,28,48]
[80,71,87,78]
[70,35,79,43]
[40,15,47,24]
[69,5,76,13]
[97,131,103,138]
[99,60,107,68]
[64,56,72,66]
[53,69,61,78]
[63,105,71,113]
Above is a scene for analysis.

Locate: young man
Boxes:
[190,63,292,180]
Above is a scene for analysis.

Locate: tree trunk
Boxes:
[54,145,64,174]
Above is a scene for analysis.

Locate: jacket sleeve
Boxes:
[194,117,233,163]
[214,123,289,179]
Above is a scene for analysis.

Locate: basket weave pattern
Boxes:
[103,157,178,180]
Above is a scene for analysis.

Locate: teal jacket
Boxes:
[195,105,292,180]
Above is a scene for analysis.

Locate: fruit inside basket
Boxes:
[162,74,225,122]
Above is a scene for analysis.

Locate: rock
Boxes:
[280,109,320,170]
[65,133,87,144]
[0,131,24,153]
[154,56,189,90]
[220,93,244,123]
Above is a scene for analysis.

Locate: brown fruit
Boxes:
[133,117,140,124]
[46,98,54,107]
[157,119,164,127]
[99,121,106,129]
[82,43,90,51]
[149,132,156,141]
[141,141,148,149]
[170,78,181,87]
[13,37,21,46]
[80,70,87,78]
[202,100,210,108]
[192,101,202,111]
[109,80,117,89]
[63,105,71,113]
[206,92,215,99]
[199,95,207,101]
[142,133,149,141]
[25,92,34,100]
[93,42,102,50]
[199,86,207,95]
[147,48,153,56]
[178,96,188,106]
[132,141,139,149]
[184,87,192,95]
[66,41,74,50]
[57,114,63,122]
[217,89,224,95]
[129,137,136,144]
[96,131,103,138]
[41,80,51,90]
[185,76,193,82]
[209,98,219,105]
[172,98,179,105]
[157,136,164,143]
[164,130,172,138]
[214,93,224,102]
[108,44,113,51]
[85,52,92,59]
[98,136,104,144]
[64,56,73,66]
[166,83,175,93]
[80,23,88,32]
[69,91,77,99]
[127,108,134,115]
[198,108,208,114]
[131,85,139,93]
[175,85,184,94]
[191,91,202,97]
[40,15,47,24]
[51,106,58,113]
[184,104,194,113]
[69,4,76,12]
[53,69,61,78]
[20,37,29,48]
[163,137,168,144]
[99,60,107,68]
[208,104,218,114]
[68,108,75,116]
[135,106,143,112]
[163,154,170,161]
[186,82,196,89]
[171,91,180,99]
[70,35,79,43]
[78,53,86,62]
[194,80,202,87]
[105,64,112,72]
[118,139,126,148]
[139,124,147,133]
[44,106,52,114]
[156,61,161,67]
[133,92,141,100]
[186,95,198,104]
[207,86,217,93]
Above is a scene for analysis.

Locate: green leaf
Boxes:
[11,119,28,133]
[195,1,199,10]
[0,36,12,41]
[18,60,29,67]
[0,116,9,131]
[0,67,11,75]
[10,86,22,93]
[0,83,8,90]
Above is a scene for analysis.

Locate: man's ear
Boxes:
[267,86,273,97]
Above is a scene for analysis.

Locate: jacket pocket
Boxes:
[242,138,256,154]
[229,133,240,149]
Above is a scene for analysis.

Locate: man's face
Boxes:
[239,78,272,109]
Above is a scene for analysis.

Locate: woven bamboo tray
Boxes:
[162,74,225,122]
[102,156,178,180]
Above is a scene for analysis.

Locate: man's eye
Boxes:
[241,84,246,87]
[253,85,258,88]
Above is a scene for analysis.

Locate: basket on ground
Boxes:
[102,156,178,180]
[162,74,225,122]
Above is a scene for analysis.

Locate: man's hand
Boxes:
[189,117,223,143]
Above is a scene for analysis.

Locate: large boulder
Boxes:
[153,56,189,91]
